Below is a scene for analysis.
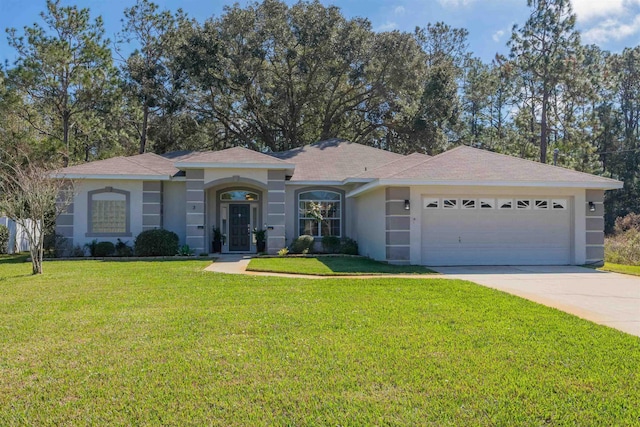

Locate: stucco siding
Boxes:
[354,187,386,261]
[72,179,143,247]
[163,181,187,245]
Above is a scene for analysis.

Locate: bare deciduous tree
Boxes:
[0,159,73,274]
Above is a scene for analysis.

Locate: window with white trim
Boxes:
[552,199,567,210]
[443,199,458,209]
[220,190,259,201]
[534,200,549,209]
[498,199,513,209]
[424,198,439,209]
[479,198,495,209]
[298,190,341,237]
[89,188,129,235]
[516,199,531,209]
[462,199,476,209]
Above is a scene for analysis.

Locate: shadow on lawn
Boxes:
[315,256,432,274]
[0,253,29,264]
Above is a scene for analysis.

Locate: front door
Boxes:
[229,204,251,251]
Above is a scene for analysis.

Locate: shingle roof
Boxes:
[383,146,621,184]
[177,146,291,165]
[353,152,431,179]
[271,138,404,181]
[55,152,184,177]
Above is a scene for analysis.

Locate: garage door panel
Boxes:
[421,196,572,266]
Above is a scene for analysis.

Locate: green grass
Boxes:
[0,257,639,425]
[247,255,436,275]
[600,262,640,276]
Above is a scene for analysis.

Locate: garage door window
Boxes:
[498,199,513,209]
[462,199,476,209]
[516,199,531,209]
[534,200,548,209]
[479,199,495,209]
[443,199,458,209]
[424,198,439,209]
[552,199,567,210]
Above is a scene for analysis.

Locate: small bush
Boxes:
[0,224,10,254]
[85,239,99,257]
[115,239,133,257]
[605,229,640,266]
[277,247,289,257]
[177,244,194,256]
[94,241,115,257]
[321,235,341,253]
[134,229,179,256]
[70,245,86,257]
[340,237,359,255]
[614,213,640,234]
[43,233,71,258]
[290,235,315,254]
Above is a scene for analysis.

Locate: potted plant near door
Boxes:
[253,228,266,253]
[212,227,223,253]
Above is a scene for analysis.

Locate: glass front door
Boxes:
[229,204,251,251]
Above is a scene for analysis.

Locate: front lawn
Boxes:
[247,255,436,275]
[600,262,640,276]
[1,258,638,425]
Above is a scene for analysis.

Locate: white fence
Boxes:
[0,217,36,254]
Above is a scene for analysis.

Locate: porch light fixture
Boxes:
[404,199,411,211]
[588,201,596,212]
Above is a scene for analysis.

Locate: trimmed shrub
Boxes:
[340,237,359,255]
[94,241,116,257]
[115,239,133,257]
[134,229,179,256]
[43,232,71,258]
[290,235,315,254]
[321,235,341,253]
[0,224,9,254]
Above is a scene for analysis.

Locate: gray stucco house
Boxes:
[54,139,622,266]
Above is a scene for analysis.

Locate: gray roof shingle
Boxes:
[271,138,404,181]
[383,146,621,184]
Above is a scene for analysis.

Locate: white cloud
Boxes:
[573,0,640,43]
[394,6,405,16]
[582,15,640,43]
[572,0,627,22]
[376,21,398,32]
[492,30,505,42]
[438,0,476,8]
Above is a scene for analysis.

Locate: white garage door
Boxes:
[421,196,572,266]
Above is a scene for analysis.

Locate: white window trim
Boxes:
[297,190,342,238]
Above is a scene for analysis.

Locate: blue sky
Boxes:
[1,0,639,66]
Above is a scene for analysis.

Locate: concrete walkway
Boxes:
[433,265,640,337]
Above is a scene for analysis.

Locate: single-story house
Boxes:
[54,138,622,266]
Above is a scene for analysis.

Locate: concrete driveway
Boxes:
[433,266,640,337]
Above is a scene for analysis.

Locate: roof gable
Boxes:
[54,152,182,178]
[272,138,404,181]
[176,146,291,166]
[385,146,620,185]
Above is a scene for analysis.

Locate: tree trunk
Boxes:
[540,85,549,164]
[139,105,149,154]
[63,112,70,167]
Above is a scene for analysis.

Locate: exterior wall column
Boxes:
[585,189,605,266]
[185,169,206,254]
[385,187,411,264]
[266,170,286,254]
[55,184,75,251]
[142,181,162,231]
